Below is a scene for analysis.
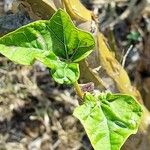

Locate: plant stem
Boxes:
[74,81,84,99]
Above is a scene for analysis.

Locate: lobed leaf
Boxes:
[0,9,95,64]
[47,9,95,62]
[74,93,142,150]
[0,9,95,84]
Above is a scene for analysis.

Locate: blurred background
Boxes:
[0,0,150,149]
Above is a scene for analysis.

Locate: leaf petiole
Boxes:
[74,81,84,99]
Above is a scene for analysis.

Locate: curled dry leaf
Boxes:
[20,0,57,19]
[63,0,92,22]
[97,33,143,103]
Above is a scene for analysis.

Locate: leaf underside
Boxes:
[74,93,142,150]
[0,9,95,84]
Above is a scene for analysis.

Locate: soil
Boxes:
[0,0,150,150]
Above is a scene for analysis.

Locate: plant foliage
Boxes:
[0,9,143,150]
[0,9,95,84]
[74,93,142,150]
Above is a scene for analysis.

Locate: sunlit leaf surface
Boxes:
[74,93,142,150]
[0,9,95,84]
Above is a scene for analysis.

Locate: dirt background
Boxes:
[0,0,150,150]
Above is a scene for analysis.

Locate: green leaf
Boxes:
[127,31,140,42]
[0,9,95,65]
[51,62,79,84]
[0,20,53,65]
[47,9,95,62]
[0,9,95,84]
[74,93,142,150]
[36,52,80,84]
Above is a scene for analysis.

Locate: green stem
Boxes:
[74,81,84,99]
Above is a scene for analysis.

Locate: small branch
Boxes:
[122,45,133,68]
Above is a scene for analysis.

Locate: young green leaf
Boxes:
[0,9,95,65]
[51,62,79,84]
[0,20,53,65]
[36,53,79,84]
[0,9,95,84]
[74,93,142,150]
[47,9,95,62]
[127,31,141,42]
[51,62,80,84]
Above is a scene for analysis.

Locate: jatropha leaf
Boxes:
[0,20,52,65]
[0,9,95,64]
[47,9,95,62]
[74,93,142,150]
[36,53,80,84]
[0,9,95,84]
[51,61,80,84]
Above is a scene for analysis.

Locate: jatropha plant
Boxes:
[0,9,142,150]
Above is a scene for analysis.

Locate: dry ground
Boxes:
[0,0,150,150]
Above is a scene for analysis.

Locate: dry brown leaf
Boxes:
[53,0,63,9]
[79,60,107,90]
[97,32,150,132]
[97,32,143,103]
[21,0,57,19]
[63,0,92,22]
